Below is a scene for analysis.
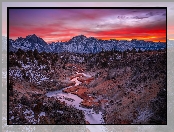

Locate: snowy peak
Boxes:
[25,34,47,45]
[9,34,47,52]
[73,35,87,40]
[14,34,47,46]
[8,34,166,53]
[68,35,87,43]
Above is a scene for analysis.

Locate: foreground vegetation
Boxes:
[9,48,166,124]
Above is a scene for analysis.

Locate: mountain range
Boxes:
[4,34,167,53]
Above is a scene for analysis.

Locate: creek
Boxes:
[46,72,105,124]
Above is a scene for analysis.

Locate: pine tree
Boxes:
[62,63,65,69]
[138,48,142,53]
[131,48,136,55]
[23,54,27,64]
[33,49,38,57]
[123,50,127,58]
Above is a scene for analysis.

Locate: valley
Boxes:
[8,47,166,124]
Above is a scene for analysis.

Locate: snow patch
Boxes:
[39,112,45,117]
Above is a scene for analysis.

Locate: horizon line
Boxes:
[7,34,167,43]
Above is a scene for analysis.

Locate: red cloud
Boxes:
[9,9,166,42]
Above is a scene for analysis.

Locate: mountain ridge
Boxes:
[6,34,167,53]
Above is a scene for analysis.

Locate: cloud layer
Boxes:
[9,8,166,43]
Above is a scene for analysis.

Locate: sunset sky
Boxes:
[9,8,166,43]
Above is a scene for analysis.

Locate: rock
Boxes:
[107,68,117,80]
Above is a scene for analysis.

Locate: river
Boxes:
[46,72,105,124]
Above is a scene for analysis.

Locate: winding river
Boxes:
[46,72,105,124]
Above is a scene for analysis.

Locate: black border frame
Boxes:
[7,7,167,125]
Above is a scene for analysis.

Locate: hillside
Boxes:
[8,44,166,124]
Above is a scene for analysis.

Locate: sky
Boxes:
[2,2,174,43]
[9,8,166,43]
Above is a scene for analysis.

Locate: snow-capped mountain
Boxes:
[8,34,166,53]
[9,34,47,52]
